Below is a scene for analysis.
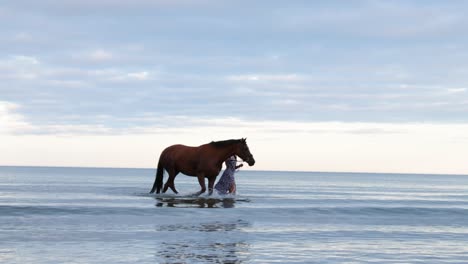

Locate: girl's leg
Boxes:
[229,182,236,194]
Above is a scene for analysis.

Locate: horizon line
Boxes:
[1,164,467,177]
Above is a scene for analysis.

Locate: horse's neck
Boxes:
[215,145,236,165]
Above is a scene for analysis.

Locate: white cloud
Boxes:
[34,0,216,10]
[0,101,112,135]
[0,101,34,134]
[12,55,39,65]
[107,71,151,82]
[447,88,467,94]
[41,124,113,134]
[0,55,39,68]
[227,74,304,82]
[271,99,300,106]
[87,68,152,82]
[88,49,113,62]
[126,71,149,80]
[12,32,34,42]
[45,79,89,88]
[0,55,40,80]
[282,2,465,38]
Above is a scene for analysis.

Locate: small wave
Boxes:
[229,206,468,223]
[0,205,153,216]
[255,206,468,217]
[328,206,468,217]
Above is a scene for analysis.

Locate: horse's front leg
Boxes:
[207,177,216,196]
[193,173,206,196]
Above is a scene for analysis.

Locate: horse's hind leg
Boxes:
[169,183,178,194]
[163,170,179,194]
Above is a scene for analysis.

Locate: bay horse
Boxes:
[150,138,255,195]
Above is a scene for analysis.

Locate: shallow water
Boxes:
[1,166,468,263]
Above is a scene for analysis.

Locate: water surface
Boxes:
[1,166,468,263]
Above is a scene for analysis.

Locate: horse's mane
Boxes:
[209,139,243,148]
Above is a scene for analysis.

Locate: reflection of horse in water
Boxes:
[150,138,255,195]
[155,220,250,263]
[155,196,248,208]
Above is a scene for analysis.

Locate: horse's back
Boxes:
[158,143,216,176]
[162,144,198,155]
[159,144,199,165]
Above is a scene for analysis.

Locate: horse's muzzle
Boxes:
[247,158,255,166]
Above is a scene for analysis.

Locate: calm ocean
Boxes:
[1,166,468,263]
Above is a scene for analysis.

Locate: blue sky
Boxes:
[2,1,468,173]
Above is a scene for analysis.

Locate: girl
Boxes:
[214,155,243,195]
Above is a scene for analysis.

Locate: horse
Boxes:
[149,138,255,196]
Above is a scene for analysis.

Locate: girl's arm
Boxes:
[235,164,243,169]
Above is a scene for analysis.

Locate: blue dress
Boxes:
[214,156,237,194]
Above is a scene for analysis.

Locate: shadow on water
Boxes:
[156,220,250,232]
[156,241,249,264]
[154,196,250,208]
[155,220,250,263]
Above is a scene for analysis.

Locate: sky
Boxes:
[1,0,468,174]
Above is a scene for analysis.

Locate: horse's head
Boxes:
[236,138,255,166]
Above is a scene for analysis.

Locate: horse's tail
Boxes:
[150,160,164,194]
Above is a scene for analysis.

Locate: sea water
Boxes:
[1,166,468,263]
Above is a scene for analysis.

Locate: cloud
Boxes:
[11,55,39,65]
[0,101,34,134]
[88,49,113,62]
[227,74,304,82]
[100,70,152,82]
[2,1,468,132]
[2,119,468,174]
[447,88,467,94]
[280,1,467,38]
[125,71,150,80]
[4,0,221,16]
[0,55,40,80]
[0,55,40,69]
[12,32,34,42]
[0,108,414,136]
